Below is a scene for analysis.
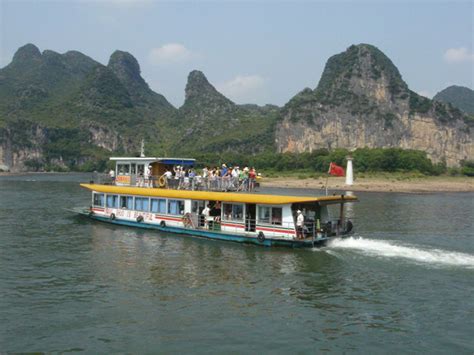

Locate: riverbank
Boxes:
[1,171,473,193]
[263,175,474,193]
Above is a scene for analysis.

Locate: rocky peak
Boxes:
[107,50,146,89]
[315,44,409,106]
[183,70,234,108]
[433,85,474,115]
[11,43,42,65]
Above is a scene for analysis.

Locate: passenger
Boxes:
[146,165,153,187]
[183,170,190,190]
[243,167,249,191]
[202,204,212,229]
[222,168,231,191]
[109,169,115,184]
[138,166,144,187]
[164,169,172,188]
[216,167,222,191]
[296,210,305,239]
[189,168,196,190]
[210,168,217,190]
[202,166,209,190]
[249,167,256,191]
[232,166,239,189]
[175,166,184,189]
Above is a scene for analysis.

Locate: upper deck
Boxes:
[110,156,195,186]
[87,156,358,206]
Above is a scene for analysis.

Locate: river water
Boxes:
[1,173,473,353]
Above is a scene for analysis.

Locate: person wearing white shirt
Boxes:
[202,204,212,229]
[296,210,305,239]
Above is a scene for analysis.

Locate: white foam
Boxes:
[327,237,474,269]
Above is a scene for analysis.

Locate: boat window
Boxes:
[117,164,130,175]
[120,196,134,209]
[106,194,119,208]
[271,207,282,225]
[257,206,282,225]
[135,197,150,211]
[258,206,271,224]
[93,193,105,207]
[151,198,167,213]
[222,203,244,221]
[191,200,205,214]
[131,163,136,175]
[168,199,184,215]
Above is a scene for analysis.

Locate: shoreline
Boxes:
[2,171,473,193]
[263,176,474,193]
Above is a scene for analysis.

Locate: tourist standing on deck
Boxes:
[146,165,152,187]
[109,169,115,184]
[249,167,256,191]
[296,210,304,239]
[164,169,172,188]
[202,204,212,229]
[202,166,209,190]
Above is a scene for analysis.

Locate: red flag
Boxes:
[329,162,345,177]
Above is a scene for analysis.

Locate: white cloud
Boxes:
[443,47,474,63]
[217,75,265,103]
[148,44,194,65]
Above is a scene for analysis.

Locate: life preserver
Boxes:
[160,220,166,228]
[182,213,193,228]
[110,213,116,220]
[158,175,167,188]
[136,215,144,223]
[257,231,265,242]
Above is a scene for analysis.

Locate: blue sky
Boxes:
[1,0,473,107]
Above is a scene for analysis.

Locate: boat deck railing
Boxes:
[180,215,352,240]
[91,173,260,193]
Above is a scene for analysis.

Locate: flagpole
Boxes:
[325,174,329,196]
[325,163,331,196]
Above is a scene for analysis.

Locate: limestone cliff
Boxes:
[275,44,473,167]
[0,44,174,171]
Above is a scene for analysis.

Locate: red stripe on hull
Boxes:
[257,226,296,234]
[154,215,183,222]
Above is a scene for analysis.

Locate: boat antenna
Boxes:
[140,139,145,158]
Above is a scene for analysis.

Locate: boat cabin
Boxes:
[111,157,195,186]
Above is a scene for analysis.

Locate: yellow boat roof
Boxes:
[81,184,358,205]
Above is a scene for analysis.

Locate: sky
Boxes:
[0,0,473,107]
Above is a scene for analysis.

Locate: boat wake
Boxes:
[327,237,474,269]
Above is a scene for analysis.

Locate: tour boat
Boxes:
[77,156,357,248]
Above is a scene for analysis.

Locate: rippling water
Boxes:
[1,174,473,353]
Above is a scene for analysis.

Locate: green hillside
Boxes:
[433,85,474,115]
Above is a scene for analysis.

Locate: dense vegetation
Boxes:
[314,44,408,106]
[186,147,457,176]
[433,85,474,115]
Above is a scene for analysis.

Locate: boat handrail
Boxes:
[183,216,353,239]
[92,173,261,193]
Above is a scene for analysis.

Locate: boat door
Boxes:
[191,200,206,227]
[245,204,256,232]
